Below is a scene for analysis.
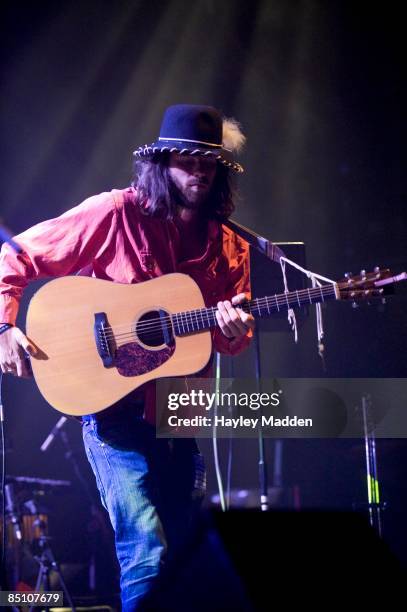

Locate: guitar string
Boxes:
[100,285,338,341]
[35,284,335,352]
[103,285,338,339]
[102,285,337,337]
[36,285,340,352]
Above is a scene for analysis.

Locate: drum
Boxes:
[0,513,48,548]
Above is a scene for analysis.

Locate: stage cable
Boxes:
[212,351,226,511]
[225,353,235,510]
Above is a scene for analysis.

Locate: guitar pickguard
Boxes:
[114,342,175,377]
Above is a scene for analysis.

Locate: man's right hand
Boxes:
[0,326,37,377]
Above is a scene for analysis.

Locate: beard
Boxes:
[168,175,213,210]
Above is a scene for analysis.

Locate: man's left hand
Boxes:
[216,293,255,339]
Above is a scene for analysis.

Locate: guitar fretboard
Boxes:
[171,283,338,336]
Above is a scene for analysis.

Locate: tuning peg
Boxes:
[374,266,380,273]
[345,272,353,285]
[352,301,359,309]
[360,269,366,278]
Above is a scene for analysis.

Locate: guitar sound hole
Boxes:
[135,310,171,347]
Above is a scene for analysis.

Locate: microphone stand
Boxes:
[224,219,286,512]
[40,420,94,506]
[59,430,94,506]
[40,417,67,452]
[253,326,268,511]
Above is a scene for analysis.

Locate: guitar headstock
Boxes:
[337,267,393,301]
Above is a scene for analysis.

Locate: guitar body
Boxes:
[26,274,212,416]
[25,265,404,418]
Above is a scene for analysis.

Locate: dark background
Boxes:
[1,0,406,598]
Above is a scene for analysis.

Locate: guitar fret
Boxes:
[192,309,198,331]
[173,283,342,337]
[206,308,212,328]
[199,308,205,330]
[31,269,403,422]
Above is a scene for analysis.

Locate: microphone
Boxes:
[40,416,68,452]
[0,220,22,253]
[5,483,22,541]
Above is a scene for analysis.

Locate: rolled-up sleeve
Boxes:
[0,192,118,324]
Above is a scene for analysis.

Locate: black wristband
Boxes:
[0,323,12,335]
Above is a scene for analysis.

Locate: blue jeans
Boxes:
[82,405,205,611]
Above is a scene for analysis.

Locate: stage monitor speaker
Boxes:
[141,509,403,611]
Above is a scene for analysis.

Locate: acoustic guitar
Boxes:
[25,268,406,416]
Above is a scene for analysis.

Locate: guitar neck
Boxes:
[172,283,339,336]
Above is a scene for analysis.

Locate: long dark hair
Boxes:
[132,152,237,221]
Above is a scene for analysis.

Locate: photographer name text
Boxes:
[167,415,313,429]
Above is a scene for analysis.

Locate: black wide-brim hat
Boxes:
[133,104,244,173]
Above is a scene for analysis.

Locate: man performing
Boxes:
[0,105,254,610]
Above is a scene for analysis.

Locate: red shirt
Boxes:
[0,188,251,419]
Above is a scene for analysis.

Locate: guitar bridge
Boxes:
[94,312,115,367]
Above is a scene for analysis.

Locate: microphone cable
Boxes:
[212,352,226,511]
